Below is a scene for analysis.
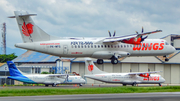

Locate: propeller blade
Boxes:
[113,30,116,37]
[141,35,148,42]
[136,31,138,34]
[142,27,144,33]
[108,30,111,37]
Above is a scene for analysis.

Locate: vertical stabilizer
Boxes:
[8,11,50,43]
[7,61,24,76]
[85,58,107,75]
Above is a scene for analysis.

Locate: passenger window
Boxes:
[101,45,103,48]
[84,45,86,48]
[81,46,83,48]
[98,45,100,48]
[118,45,119,48]
[124,45,126,48]
[94,45,96,48]
[88,45,90,48]
[75,46,77,48]
[91,45,93,48]
[78,46,80,48]
[108,45,110,48]
[111,45,113,48]
[105,45,107,48]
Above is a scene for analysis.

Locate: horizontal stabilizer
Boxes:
[8,14,37,18]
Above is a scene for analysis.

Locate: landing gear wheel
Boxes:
[79,84,82,86]
[45,84,49,87]
[97,59,104,64]
[132,83,136,86]
[52,84,56,87]
[123,84,126,86]
[111,58,118,64]
[165,58,169,61]
[164,55,169,62]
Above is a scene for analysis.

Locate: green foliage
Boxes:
[0,86,180,97]
[41,71,50,74]
[0,53,17,63]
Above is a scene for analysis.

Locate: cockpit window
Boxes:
[165,42,169,45]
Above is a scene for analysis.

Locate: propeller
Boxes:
[108,30,116,37]
[136,27,148,42]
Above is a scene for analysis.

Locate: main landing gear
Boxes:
[52,83,57,87]
[97,58,119,64]
[111,58,118,64]
[97,59,104,64]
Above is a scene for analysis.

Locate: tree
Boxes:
[0,53,17,63]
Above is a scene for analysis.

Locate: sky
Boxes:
[0,0,180,55]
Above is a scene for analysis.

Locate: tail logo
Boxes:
[22,22,34,36]
[88,64,93,72]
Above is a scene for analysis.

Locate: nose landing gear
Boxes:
[163,55,169,61]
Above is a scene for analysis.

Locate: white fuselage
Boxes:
[85,73,165,85]
[15,38,175,59]
[9,74,86,85]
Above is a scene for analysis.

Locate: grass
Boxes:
[0,86,180,97]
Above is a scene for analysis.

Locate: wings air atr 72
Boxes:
[9,11,176,64]
[7,61,85,87]
[84,58,165,86]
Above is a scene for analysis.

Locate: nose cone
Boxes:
[161,77,166,83]
[82,79,86,84]
[171,46,176,53]
[167,45,176,54]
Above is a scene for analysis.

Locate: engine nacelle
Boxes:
[139,73,150,78]
[122,37,141,45]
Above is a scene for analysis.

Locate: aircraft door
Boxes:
[108,75,112,82]
[63,45,68,54]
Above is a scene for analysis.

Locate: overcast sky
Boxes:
[0,0,180,50]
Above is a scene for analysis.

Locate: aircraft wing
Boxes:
[103,30,162,44]
[48,74,68,77]
[128,71,161,75]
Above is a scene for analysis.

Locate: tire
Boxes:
[97,59,104,64]
[52,84,56,87]
[79,84,82,86]
[111,58,118,64]
[165,58,169,61]
[132,83,136,86]
[123,84,126,86]
[45,84,49,87]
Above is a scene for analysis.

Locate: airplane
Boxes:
[7,61,86,87]
[8,11,176,64]
[84,58,165,86]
